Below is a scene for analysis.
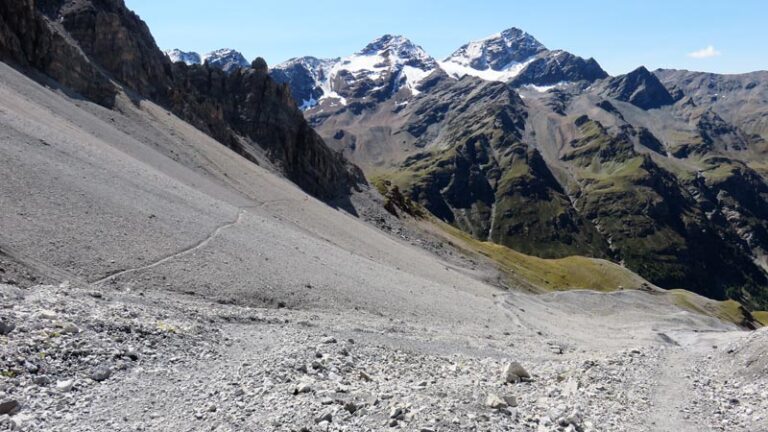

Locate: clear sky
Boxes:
[125,0,768,75]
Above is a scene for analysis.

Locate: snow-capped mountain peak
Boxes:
[440,27,548,81]
[445,27,546,69]
[164,49,201,66]
[335,35,438,97]
[271,35,440,111]
[356,34,437,70]
[202,49,250,73]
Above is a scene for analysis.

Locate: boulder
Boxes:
[0,399,19,415]
[503,362,530,383]
[485,393,507,409]
[89,365,112,382]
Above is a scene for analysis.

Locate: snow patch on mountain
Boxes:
[439,58,535,82]
[523,82,570,92]
[401,66,433,95]
[299,96,318,111]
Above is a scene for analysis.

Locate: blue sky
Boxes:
[126,0,767,75]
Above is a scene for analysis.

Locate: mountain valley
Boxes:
[268,29,768,310]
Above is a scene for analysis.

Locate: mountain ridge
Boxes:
[267,27,609,111]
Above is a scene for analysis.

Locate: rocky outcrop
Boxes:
[170,61,364,198]
[696,109,752,152]
[510,51,608,87]
[270,56,336,107]
[54,0,173,101]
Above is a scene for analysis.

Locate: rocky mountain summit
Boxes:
[597,66,677,109]
[163,48,200,66]
[201,48,250,73]
[440,28,607,86]
[270,56,340,110]
[443,28,547,72]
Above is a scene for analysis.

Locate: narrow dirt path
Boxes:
[647,347,705,432]
[90,198,299,286]
[91,208,246,285]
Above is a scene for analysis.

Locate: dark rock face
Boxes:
[55,0,172,101]
[596,100,625,120]
[0,0,363,201]
[0,0,117,105]
[696,109,751,152]
[510,51,608,87]
[637,127,665,154]
[270,58,327,107]
[170,63,364,198]
[600,66,674,109]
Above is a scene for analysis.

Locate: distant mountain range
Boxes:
[265,29,606,111]
[260,28,768,309]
